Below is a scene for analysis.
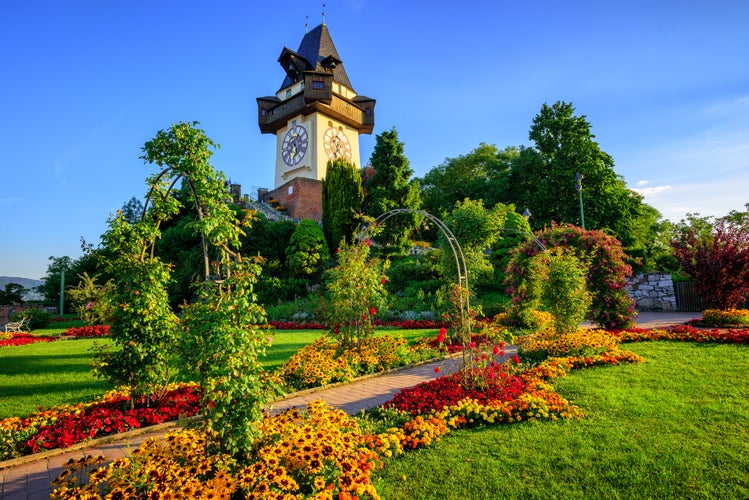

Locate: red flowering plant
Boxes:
[0,383,201,460]
[0,333,57,348]
[611,325,749,344]
[63,325,110,338]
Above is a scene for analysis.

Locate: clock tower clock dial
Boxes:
[323,127,352,161]
[281,125,308,167]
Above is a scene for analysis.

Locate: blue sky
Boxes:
[1,0,748,279]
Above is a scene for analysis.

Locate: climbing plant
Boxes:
[505,224,635,329]
[96,121,281,456]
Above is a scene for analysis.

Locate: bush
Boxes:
[702,308,749,326]
[265,296,320,322]
[12,307,53,329]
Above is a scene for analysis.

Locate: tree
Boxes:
[286,219,329,277]
[322,157,364,252]
[507,101,648,248]
[121,196,145,224]
[420,143,515,217]
[363,128,422,251]
[671,219,749,310]
[0,283,25,305]
[439,199,508,289]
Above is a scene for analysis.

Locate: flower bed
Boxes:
[62,325,110,338]
[0,333,57,348]
[611,325,749,344]
[0,384,200,461]
[12,322,747,498]
[700,308,749,327]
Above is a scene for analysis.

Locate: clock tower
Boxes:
[257,22,375,222]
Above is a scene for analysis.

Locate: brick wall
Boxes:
[0,304,34,328]
[269,177,323,223]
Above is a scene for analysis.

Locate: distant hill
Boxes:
[0,276,44,301]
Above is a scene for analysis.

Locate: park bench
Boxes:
[4,315,30,333]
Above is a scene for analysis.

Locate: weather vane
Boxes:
[322,3,326,25]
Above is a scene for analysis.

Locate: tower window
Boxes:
[311,80,325,90]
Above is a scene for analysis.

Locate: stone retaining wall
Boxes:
[627,273,677,311]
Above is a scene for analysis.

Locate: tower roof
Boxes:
[279,24,354,91]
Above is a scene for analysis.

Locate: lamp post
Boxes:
[575,173,585,230]
[522,208,531,220]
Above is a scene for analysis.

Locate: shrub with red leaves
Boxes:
[671,219,749,310]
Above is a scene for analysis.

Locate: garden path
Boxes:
[0,311,698,499]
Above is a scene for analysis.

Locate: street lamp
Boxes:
[575,173,585,230]
[522,208,531,220]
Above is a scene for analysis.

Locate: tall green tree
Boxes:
[507,101,646,247]
[363,128,422,251]
[322,157,364,252]
[420,143,516,217]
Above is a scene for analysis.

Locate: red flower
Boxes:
[369,307,377,316]
[434,366,441,373]
[436,327,447,344]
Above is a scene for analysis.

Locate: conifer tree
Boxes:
[322,157,364,252]
[363,128,422,252]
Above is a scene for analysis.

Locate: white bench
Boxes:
[4,316,30,333]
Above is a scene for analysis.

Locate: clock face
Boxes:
[281,125,308,167]
[324,127,352,161]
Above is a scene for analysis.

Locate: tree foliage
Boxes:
[420,143,515,217]
[322,157,364,252]
[363,128,422,251]
[490,210,533,288]
[439,199,507,288]
[0,283,25,305]
[508,101,646,248]
[671,219,749,309]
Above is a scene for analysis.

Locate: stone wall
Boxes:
[627,273,677,311]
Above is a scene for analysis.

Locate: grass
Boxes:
[0,327,437,419]
[373,342,749,499]
[0,338,113,419]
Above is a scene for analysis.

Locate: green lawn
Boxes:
[0,328,437,419]
[374,342,749,499]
